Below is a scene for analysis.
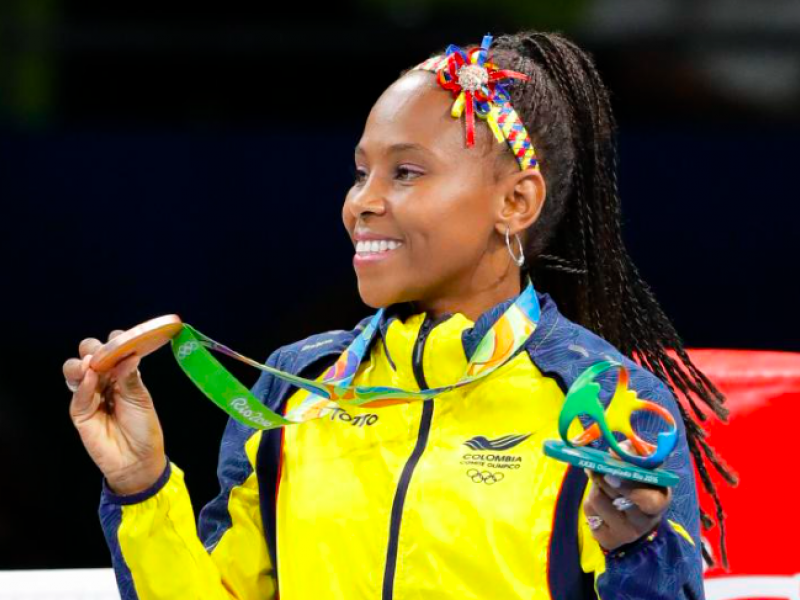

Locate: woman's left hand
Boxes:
[582,446,672,551]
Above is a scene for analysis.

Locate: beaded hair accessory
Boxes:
[412,33,539,171]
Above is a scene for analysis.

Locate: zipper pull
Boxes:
[412,315,438,389]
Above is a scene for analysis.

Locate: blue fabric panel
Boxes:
[99,491,141,600]
[548,466,597,600]
[196,349,282,553]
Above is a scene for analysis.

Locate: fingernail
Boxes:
[613,497,636,511]
[66,380,79,393]
[604,475,622,488]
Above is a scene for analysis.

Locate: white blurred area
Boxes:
[0,570,118,600]
[705,575,800,600]
[0,570,798,599]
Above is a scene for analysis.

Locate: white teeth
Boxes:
[355,239,404,255]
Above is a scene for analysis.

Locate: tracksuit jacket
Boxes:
[99,288,705,599]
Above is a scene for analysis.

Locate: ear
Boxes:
[493,168,547,237]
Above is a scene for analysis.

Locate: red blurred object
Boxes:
[672,349,800,599]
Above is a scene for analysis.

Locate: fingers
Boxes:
[589,469,670,517]
[585,469,623,499]
[68,328,145,425]
[596,437,670,515]
[76,329,123,362]
[69,366,102,423]
[583,436,672,550]
[112,353,140,381]
[78,337,103,359]
[66,330,127,391]
[112,354,148,400]
[63,357,84,391]
[584,471,617,503]
[63,354,95,393]
[584,482,638,547]
[627,484,672,517]
[584,471,669,549]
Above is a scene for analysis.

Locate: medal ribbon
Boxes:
[170,280,541,430]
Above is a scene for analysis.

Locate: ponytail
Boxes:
[489,31,737,567]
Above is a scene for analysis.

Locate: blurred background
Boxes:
[0,0,797,571]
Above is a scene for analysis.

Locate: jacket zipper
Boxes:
[381,314,440,600]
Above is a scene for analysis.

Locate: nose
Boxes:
[346,175,388,220]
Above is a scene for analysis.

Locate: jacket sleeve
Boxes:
[577,370,706,600]
[98,351,281,600]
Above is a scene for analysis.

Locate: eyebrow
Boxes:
[354,142,435,158]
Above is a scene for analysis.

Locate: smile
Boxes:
[355,240,404,256]
[353,239,404,265]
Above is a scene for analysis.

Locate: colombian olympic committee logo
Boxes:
[466,469,505,485]
[460,432,529,481]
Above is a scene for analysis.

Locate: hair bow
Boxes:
[413,34,539,170]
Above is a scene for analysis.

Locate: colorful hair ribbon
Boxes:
[412,33,539,171]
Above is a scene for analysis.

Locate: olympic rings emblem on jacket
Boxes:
[466,469,505,485]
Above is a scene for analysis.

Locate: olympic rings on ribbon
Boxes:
[557,360,678,469]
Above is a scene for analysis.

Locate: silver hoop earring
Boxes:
[505,226,525,268]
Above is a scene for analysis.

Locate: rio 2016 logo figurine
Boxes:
[543,360,679,488]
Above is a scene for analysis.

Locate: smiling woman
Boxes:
[64,29,733,600]
[345,69,545,319]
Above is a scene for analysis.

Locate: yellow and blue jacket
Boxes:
[99,289,704,599]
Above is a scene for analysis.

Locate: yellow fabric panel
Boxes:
[277,316,426,599]
[668,519,695,547]
[277,311,573,600]
[118,461,276,600]
[397,352,569,600]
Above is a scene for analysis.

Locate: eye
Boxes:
[352,166,368,185]
[395,165,423,181]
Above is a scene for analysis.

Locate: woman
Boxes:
[63,30,733,599]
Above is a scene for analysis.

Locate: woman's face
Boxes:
[343,71,530,310]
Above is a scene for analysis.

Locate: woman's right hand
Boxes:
[63,331,166,496]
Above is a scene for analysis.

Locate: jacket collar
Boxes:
[373,284,557,363]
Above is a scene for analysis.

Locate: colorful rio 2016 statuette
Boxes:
[543,360,680,488]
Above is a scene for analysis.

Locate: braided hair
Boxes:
[404,31,737,567]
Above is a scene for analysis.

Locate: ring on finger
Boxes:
[613,497,636,512]
[587,515,604,531]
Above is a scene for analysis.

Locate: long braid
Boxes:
[486,31,738,567]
